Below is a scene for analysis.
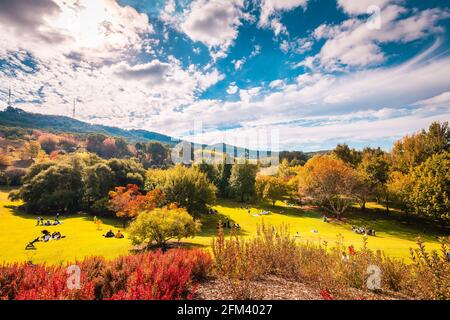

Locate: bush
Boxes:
[4,167,27,186]
[211,223,450,300]
[0,249,212,300]
[38,133,59,154]
[128,206,201,248]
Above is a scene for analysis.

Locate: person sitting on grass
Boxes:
[322,215,328,223]
[43,233,51,242]
[52,231,65,240]
[103,229,115,238]
[44,220,51,226]
[115,230,124,239]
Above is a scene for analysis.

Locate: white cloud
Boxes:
[171,46,450,148]
[337,0,401,15]
[258,0,308,35]
[180,0,246,59]
[280,37,313,54]
[160,0,177,24]
[0,0,223,132]
[233,59,246,70]
[269,79,285,89]
[227,83,239,94]
[311,5,450,69]
[0,0,153,64]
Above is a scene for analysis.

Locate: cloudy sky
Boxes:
[1,0,450,151]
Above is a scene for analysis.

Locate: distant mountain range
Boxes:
[0,107,179,145]
[0,107,327,159]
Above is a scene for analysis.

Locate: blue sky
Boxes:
[1,0,450,151]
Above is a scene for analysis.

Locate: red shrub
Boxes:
[0,249,212,300]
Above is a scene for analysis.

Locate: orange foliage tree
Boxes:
[298,155,359,219]
[108,184,165,227]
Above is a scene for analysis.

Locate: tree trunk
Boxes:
[360,200,366,211]
[385,192,390,213]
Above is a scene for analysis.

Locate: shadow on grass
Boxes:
[198,212,250,238]
[345,208,449,242]
[215,199,449,244]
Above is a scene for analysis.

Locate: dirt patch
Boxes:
[194,276,411,300]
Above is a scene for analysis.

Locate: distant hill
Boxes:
[0,107,327,159]
[0,107,179,146]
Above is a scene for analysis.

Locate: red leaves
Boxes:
[0,249,211,300]
[108,184,165,220]
[319,289,334,300]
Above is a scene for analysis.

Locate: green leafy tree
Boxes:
[217,155,232,198]
[106,158,146,188]
[10,164,84,212]
[128,205,201,248]
[136,141,169,168]
[332,144,362,168]
[194,161,219,186]
[256,175,287,206]
[84,163,115,207]
[146,165,216,214]
[407,152,450,222]
[229,159,258,202]
[358,147,390,211]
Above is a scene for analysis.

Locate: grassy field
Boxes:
[0,190,447,264]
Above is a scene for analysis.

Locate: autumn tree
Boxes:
[108,184,165,227]
[0,152,13,167]
[256,175,287,206]
[38,133,59,154]
[391,122,449,174]
[128,205,201,249]
[298,155,359,219]
[20,141,41,160]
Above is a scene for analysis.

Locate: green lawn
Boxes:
[0,190,447,264]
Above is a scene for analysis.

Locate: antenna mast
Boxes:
[7,86,12,108]
[72,98,76,118]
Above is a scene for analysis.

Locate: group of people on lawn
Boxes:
[103,229,124,239]
[27,213,124,250]
[217,220,241,230]
[36,215,62,226]
[352,225,376,236]
[41,230,64,242]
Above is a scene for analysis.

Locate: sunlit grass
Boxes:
[0,189,446,264]
[0,190,131,264]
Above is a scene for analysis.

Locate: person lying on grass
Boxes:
[25,237,40,250]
